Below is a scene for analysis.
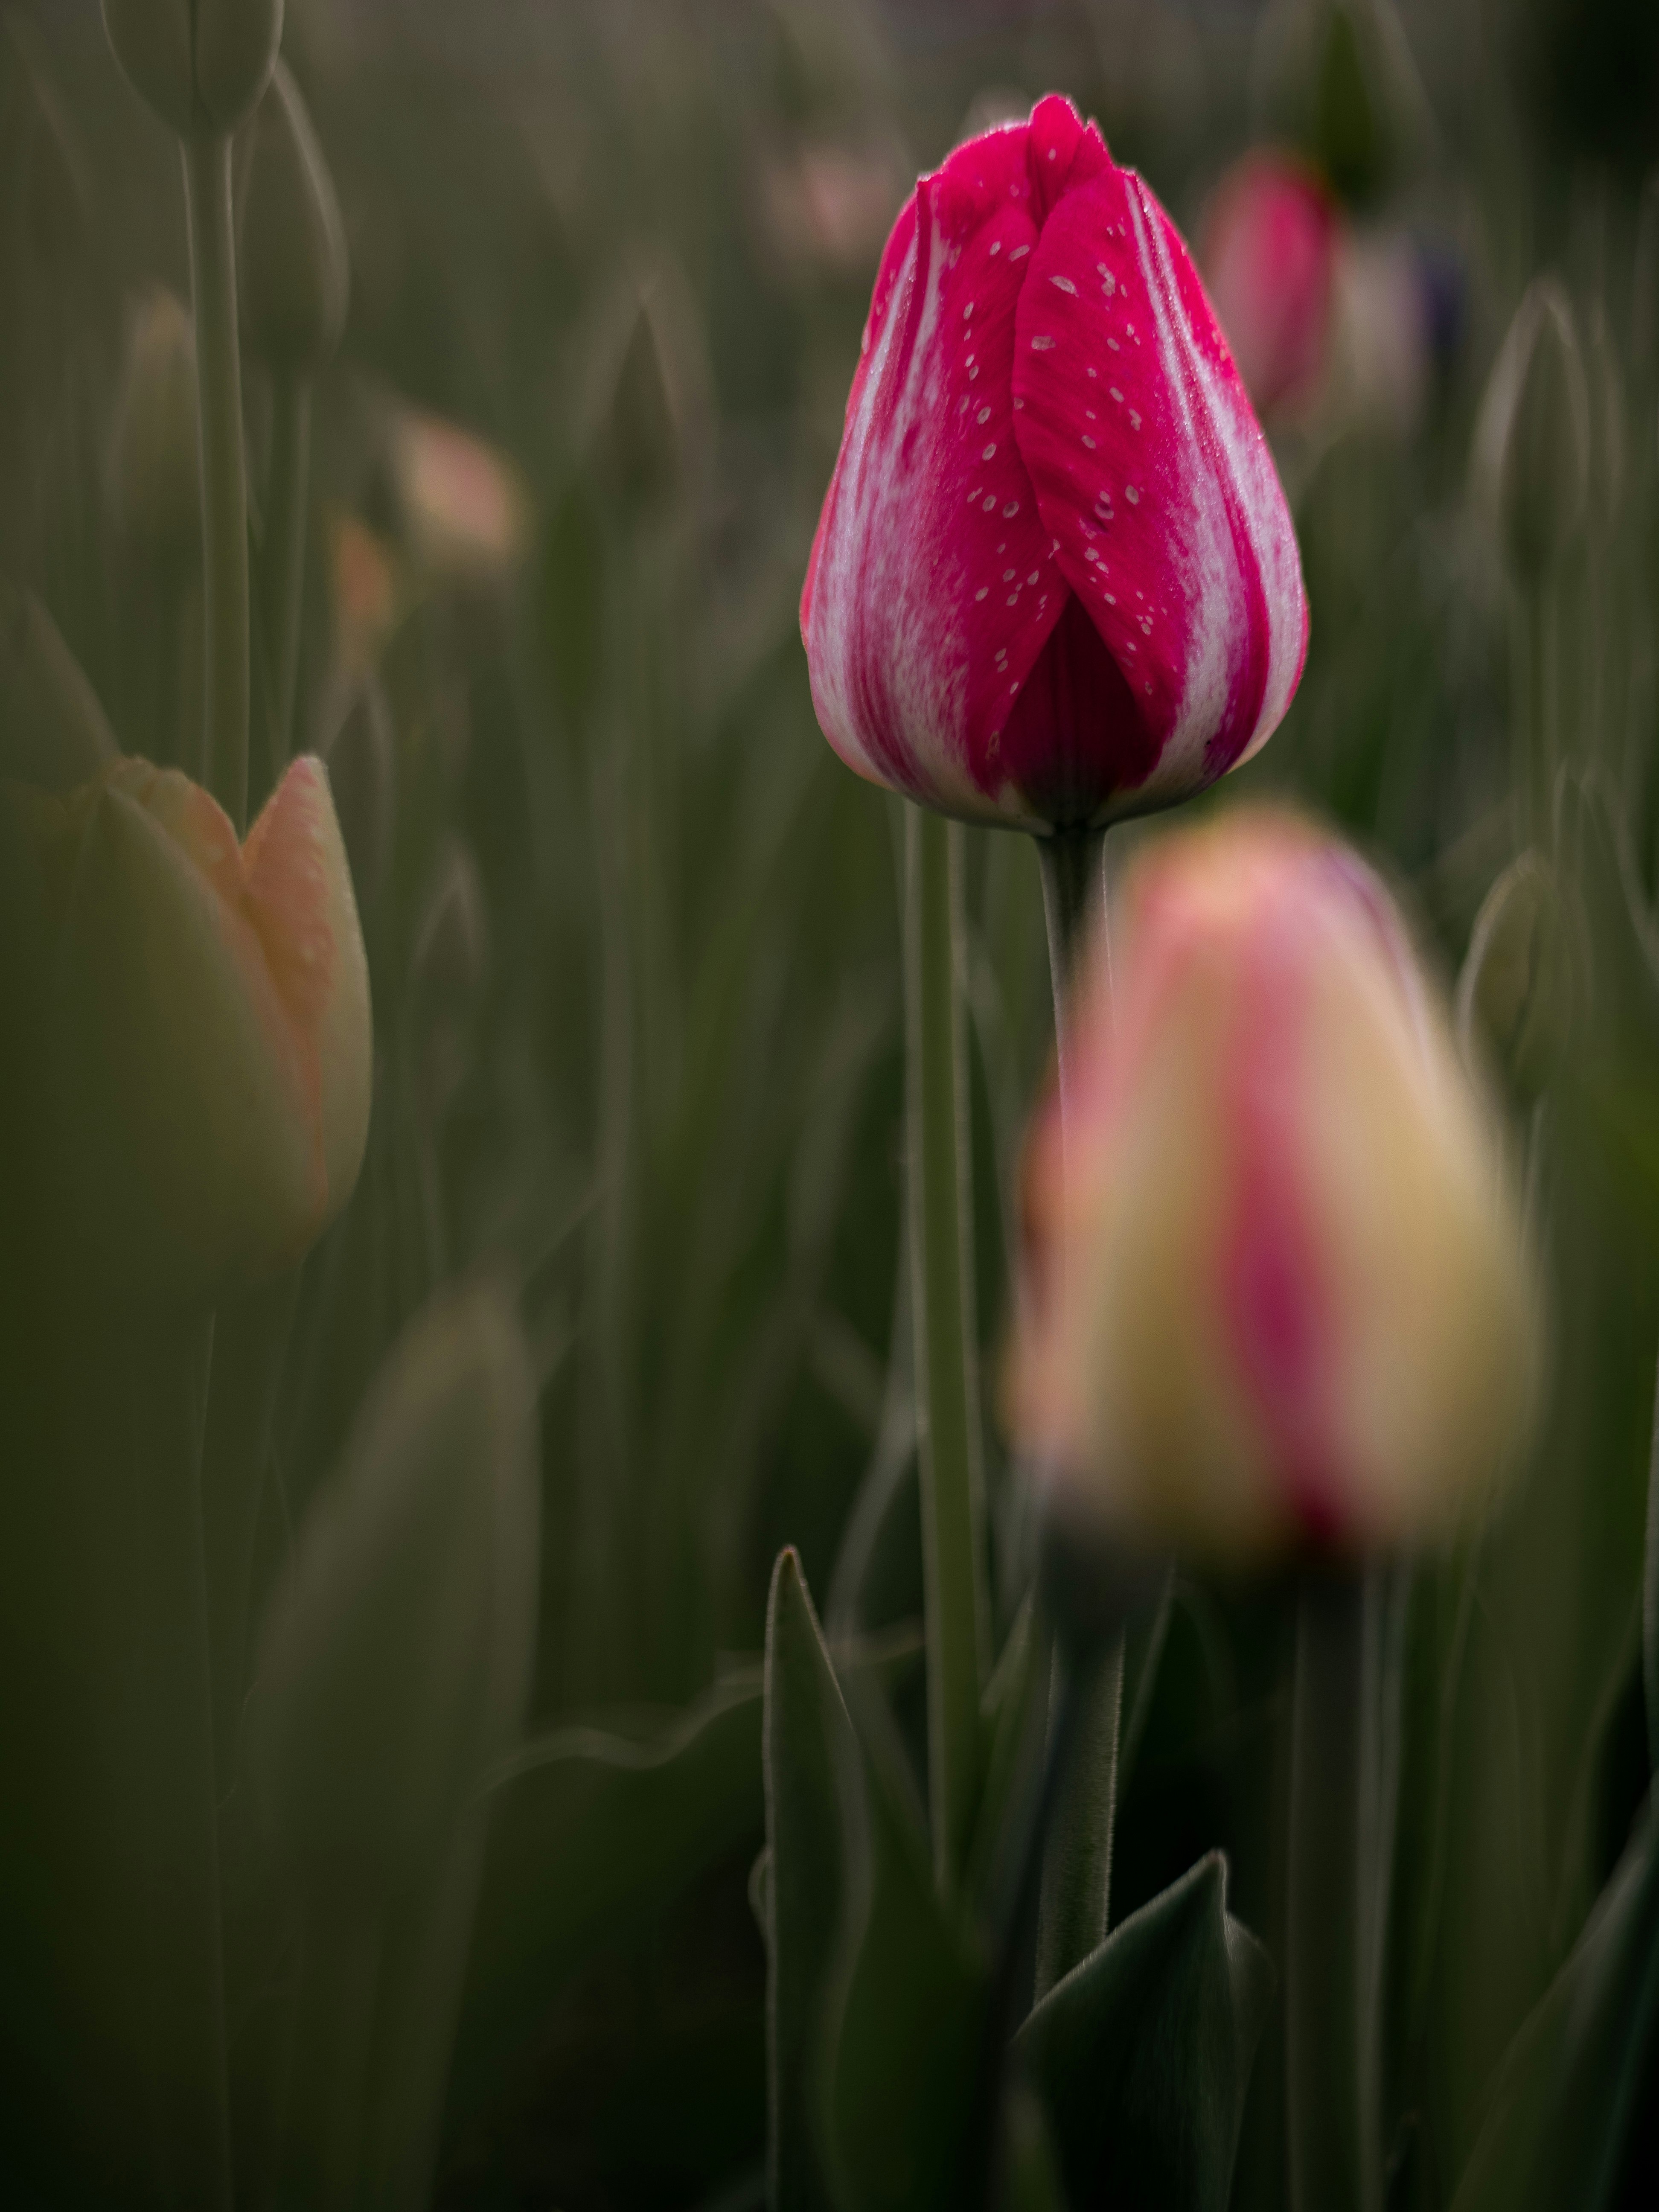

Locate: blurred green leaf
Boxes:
[1449,1789,1659,2212]
[451,1663,766,2129]
[764,1544,853,2212]
[1016,1852,1274,2212]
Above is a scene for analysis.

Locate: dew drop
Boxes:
[977,407,992,424]
[1003,568,1016,582]
[963,302,974,320]
[989,240,1001,256]
[1129,410,1141,430]
[1010,244,1030,260]
[1109,387,1123,403]
[983,495,996,512]
[976,586,989,601]
[1007,595,1019,607]
[1108,338,1121,352]
[1027,571,1039,585]
[1125,485,1141,505]
[1050,274,1077,294]
[982,443,997,460]
[1002,501,1019,517]
[1030,335,1056,351]
[1081,435,1096,449]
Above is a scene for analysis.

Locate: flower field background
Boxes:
[1,1,1657,2207]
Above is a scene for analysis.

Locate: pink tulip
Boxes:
[1009,811,1538,1560]
[800,94,1307,834]
[1200,153,1338,422]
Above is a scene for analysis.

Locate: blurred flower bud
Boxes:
[605,292,682,515]
[762,141,905,274]
[248,1278,538,1896]
[322,671,396,913]
[1009,810,1540,1561]
[1202,151,1339,421]
[1321,227,1431,441]
[0,582,118,790]
[109,289,202,562]
[410,840,489,1127]
[102,0,281,140]
[390,408,530,587]
[238,59,348,377]
[1456,852,1576,1106]
[15,752,370,1305]
[329,509,400,673]
[1253,0,1432,210]
[2,15,91,266]
[1473,278,1590,587]
[1514,0,1659,186]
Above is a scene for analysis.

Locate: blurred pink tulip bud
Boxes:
[1200,152,1338,421]
[801,94,1307,834]
[390,407,531,587]
[1010,811,1540,1560]
[18,752,370,1304]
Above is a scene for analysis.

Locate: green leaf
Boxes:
[449,1667,764,2131]
[822,1665,987,2212]
[1449,1789,1659,2212]
[765,1545,857,2212]
[1016,1853,1274,2212]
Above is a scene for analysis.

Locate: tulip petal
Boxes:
[801,126,1079,827]
[1012,168,1307,817]
[244,756,372,1231]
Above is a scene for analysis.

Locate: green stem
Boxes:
[1033,1637,1123,1996]
[182,133,251,832]
[905,804,989,1896]
[1032,826,1121,1998]
[128,1315,236,2212]
[1287,1568,1366,2212]
[1645,1352,1659,1775]
[1519,581,1557,856]
[263,373,312,768]
[279,1900,384,2212]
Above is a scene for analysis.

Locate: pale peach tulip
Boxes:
[16,752,370,1303]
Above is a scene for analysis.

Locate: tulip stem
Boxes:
[1287,1566,1367,2212]
[905,803,990,1895]
[1645,1351,1659,1775]
[264,373,312,768]
[127,1316,236,2212]
[1032,824,1123,1996]
[1037,827,1111,1088]
[182,132,252,833]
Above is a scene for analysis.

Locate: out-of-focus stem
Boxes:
[1518,581,1558,855]
[182,133,251,832]
[1288,1568,1366,2212]
[905,803,989,1895]
[1032,825,1123,1998]
[263,373,312,766]
[131,1316,236,2212]
[1644,1355,1659,1773]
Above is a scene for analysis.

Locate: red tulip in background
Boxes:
[801,95,1308,833]
[1199,151,1338,421]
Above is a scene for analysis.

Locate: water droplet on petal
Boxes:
[977,407,992,424]
[1003,501,1019,517]
[982,443,997,460]
[1050,274,1077,294]
[1030,335,1056,352]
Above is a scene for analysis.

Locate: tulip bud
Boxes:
[0,582,119,790]
[605,294,681,515]
[109,289,202,563]
[1201,152,1338,421]
[2,14,91,267]
[1009,810,1540,1560]
[409,841,489,1127]
[389,407,531,587]
[1457,852,1576,1106]
[1474,278,1590,587]
[248,1278,538,1896]
[239,60,348,378]
[17,752,370,1306]
[801,94,1307,834]
[102,0,281,140]
[322,672,396,913]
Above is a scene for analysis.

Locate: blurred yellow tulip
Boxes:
[1010,810,1540,1561]
[12,752,370,1304]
